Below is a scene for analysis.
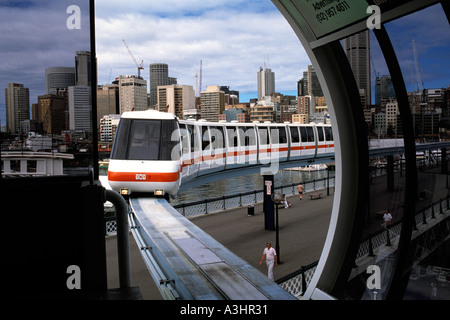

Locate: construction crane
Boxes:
[412,39,424,93]
[122,39,144,78]
[199,59,203,95]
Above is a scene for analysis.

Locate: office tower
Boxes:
[297,78,306,97]
[307,65,323,97]
[68,86,92,133]
[257,67,275,101]
[149,63,170,108]
[118,75,148,113]
[344,30,371,106]
[5,83,30,134]
[97,84,119,126]
[298,66,323,97]
[45,67,75,95]
[157,84,195,119]
[37,94,66,135]
[375,75,396,105]
[200,85,225,122]
[75,51,91,86]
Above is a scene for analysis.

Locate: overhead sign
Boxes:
[288,0,371,38]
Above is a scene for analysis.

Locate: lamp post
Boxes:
[271,191,282,264]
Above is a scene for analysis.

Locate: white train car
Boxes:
[108,110,334,197]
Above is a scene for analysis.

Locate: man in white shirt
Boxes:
[260,242,277,281]
[382,209,392,228]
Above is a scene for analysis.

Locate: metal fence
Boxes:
[172,176,335,218]
[276,195,450,298]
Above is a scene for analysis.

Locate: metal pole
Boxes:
[105,189,131,288]
[275,203,281,264]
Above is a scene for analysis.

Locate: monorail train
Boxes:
[108,110,334,197]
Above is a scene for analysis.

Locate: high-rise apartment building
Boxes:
[157,84,195,119]
[344,30,371,106]
[45,67,75,95]
[257,67,275,101]
[99,114,121,142]
[200,85,225,122]
[5,83,30,134]
[118,75,148,113]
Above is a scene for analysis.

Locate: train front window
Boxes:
[111,119,179,161]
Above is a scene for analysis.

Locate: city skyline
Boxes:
[1,1,449,128]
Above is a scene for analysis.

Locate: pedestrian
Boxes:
[296,184,304,200]
[282,194,291,208]
[382,209,392,228]
[259,242,277,281]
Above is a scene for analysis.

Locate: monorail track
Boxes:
[128,197,296,300]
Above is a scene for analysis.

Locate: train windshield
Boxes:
[111,119,180,161]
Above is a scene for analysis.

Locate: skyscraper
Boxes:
[68,86,92,133]
[118,75,148,113]
[344,31,371,106]
[149,63,169,108]
[75,51,91,87]
[257,67,275,101]
[201,85,225,122]
[45,67,75,95]
[5,83,30,134]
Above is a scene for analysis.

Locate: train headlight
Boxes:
[120,188,130,196]
[155,190,164,196]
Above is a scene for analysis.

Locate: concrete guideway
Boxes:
[126,197,297,300]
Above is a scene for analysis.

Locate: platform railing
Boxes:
[172,175,335,218]
[277,195,450,298]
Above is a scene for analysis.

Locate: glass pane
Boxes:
[1,1,94,178]
[385,4,450,300]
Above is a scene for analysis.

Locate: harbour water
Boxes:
[169,168,334,206]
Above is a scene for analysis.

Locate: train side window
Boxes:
[290,126,300,143]
[306,127,314,142]
[246,127,257,146]
[317,126,324,141]
[227,126,238,148]
[180,124,190,155]
[258,127,269,145]
[161,120,180,160]
[238,127,246,147]
[211,125,225,149]
[325,127,333,141]
[193,125,201,152]
[278,126,287,144]
[187,125,195,153]
[202,126,210,150]
[300,127,308,143]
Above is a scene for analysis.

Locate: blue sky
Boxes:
[0,1,449,127]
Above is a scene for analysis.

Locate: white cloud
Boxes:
[95,1,311,98]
